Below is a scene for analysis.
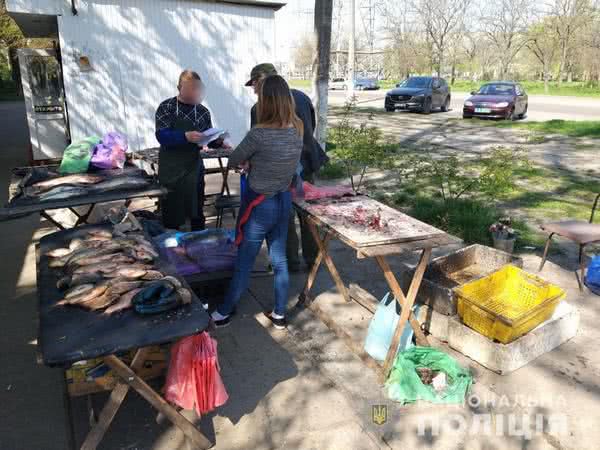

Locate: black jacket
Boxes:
[251,89,328,177]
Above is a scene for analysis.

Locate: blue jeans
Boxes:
[218,191,291,317]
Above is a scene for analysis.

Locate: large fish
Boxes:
[24,173,104,196]
[38,186,89,201]
[57,283,108,306]
[89,176,150,193]
[72,262,118,275]
[56,272,104,290]
[81,291,120,311]
[104,266,150,279]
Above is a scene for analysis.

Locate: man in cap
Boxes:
[245,63,328,272]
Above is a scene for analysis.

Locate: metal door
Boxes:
[18,48,68,161]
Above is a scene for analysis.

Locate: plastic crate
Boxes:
[453,265,565,344]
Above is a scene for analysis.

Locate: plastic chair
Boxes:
[539,193,600,291]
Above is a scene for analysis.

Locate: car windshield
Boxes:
[477,84,515,95]
[399,77,431,88]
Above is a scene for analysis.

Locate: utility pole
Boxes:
[347,0,355,98]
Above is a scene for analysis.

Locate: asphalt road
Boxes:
[327,90,600,121]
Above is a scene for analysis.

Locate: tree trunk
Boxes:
[543,63,549,94]
[312,0,333,149]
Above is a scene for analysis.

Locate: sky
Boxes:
[274,0,386,65]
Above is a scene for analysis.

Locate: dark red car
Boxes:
[463,82,528,120]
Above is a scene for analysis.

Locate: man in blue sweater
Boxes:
[155,70,224,230]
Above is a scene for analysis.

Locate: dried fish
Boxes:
[177,288,192,304]
[82,292,120,311]
[141,270,164,280]
[56,272,104,290]
[108,280,142,295]
[161,276,182,289]
[87,229,113,239]
[46,247,72,258]
[103,266,150,279]
[72,262,118,275]
[57,283,108,306]
[74,253,133,268]
[104,288,143,315]
[64,283,95,299]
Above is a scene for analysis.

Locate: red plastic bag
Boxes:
[164,332,228,415]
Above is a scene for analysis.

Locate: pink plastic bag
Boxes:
[164,332,229,415]
[90,132,127,170]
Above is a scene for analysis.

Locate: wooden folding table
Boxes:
[37,225,213,449]
[295,196,457,382]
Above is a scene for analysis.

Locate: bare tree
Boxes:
[527,18,559,93]
[480,0,533,79]
[312,0,333,148]
[293,36,315,77]
[410,0,471,75]
[553,0,595,85]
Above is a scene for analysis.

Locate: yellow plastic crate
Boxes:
[453,265,565,344]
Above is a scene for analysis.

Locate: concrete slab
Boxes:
[448,302,580,374]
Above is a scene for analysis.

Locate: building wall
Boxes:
[9,0,277,149]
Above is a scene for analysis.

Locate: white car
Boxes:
[330,78,347,90]
[329,78,380,91]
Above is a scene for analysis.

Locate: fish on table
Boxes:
[49,228,191,314]
[23,173,104,196]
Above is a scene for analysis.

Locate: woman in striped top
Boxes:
[211,75,303,329]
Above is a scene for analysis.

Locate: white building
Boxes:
[7,0,286,154]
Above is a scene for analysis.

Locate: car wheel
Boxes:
[463,114,472,119]
[422,98,432,114]
[385,107,394,112]
[506,108,516,121]
[441,96,450,112]
[519,104,528,119]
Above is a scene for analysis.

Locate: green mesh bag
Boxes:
[58,136,100,174]
[385,346,472,405]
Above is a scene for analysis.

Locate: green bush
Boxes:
[328,100,389,192]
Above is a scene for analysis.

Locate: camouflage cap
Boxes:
[245,63,278,86]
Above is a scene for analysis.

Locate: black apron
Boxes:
[158,117,202,229]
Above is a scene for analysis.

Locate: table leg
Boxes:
[377,248,432,382]
[69,204,95,227]
[80,348,151,450]
[40,211,66,230]
[103,354,212,449]
[218,158,231,196]
[299,229,330,305]
[375,256,430,347]
[306,219,350,302]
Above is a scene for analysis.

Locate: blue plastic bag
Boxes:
[364,293,420,362]
[585,255,600,295]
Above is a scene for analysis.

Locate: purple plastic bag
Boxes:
[90,132,127,170]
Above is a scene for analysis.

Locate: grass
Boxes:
[494,120,600,139]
